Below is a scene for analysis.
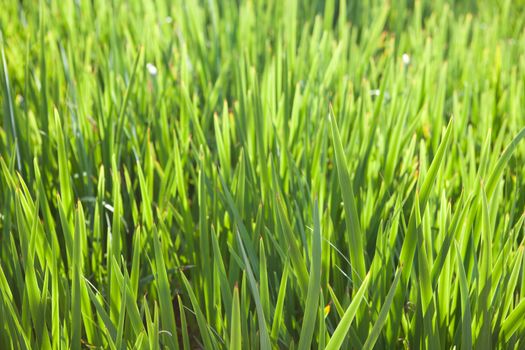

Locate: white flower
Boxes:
[146,63,158,76]
[370,89,391,100]
[402,53,411,65]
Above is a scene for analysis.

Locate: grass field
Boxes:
[1,0,525,349]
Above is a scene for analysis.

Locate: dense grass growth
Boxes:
[1,0,525,348]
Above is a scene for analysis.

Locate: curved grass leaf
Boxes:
[325,273,370,350]
[328,110,366,284]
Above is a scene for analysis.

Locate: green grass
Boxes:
[1,0,525,348]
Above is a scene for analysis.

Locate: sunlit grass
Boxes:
[1,0,525,349]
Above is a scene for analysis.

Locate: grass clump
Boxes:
[1,0,525,348]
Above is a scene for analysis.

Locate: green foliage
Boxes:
[1,0,525,348]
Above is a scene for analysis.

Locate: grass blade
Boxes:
[326,273,371,350]
[362,268,402,350]
[328,110,366,283]
[230,284,242,350]
[297,200,322,350]
[236,230,271,350]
